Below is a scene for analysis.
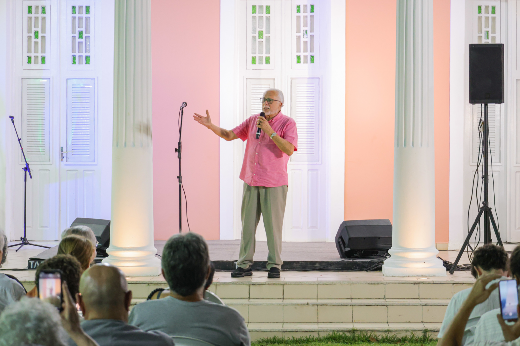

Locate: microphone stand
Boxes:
[8,116,50,252]
[175,103,187,233]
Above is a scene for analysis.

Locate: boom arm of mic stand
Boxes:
[9,116,32,179]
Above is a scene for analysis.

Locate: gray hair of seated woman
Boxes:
[0,230,7,267]
[0,297,67,346]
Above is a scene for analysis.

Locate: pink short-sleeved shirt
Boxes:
[232,112,298,187]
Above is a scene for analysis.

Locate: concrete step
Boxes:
[224,298,449,324]
[246,322,442,340]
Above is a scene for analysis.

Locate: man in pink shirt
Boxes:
[193,89,298,278]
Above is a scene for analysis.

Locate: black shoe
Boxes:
[231,267,252,278]
[268,267,281,278]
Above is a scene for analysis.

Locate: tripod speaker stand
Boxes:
[449,104,502,274]
[8,116,50,252]
[449,44,504,274]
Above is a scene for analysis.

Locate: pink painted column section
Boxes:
[433,0,450,246]
[345,0,396,222]
[151,0,220,240]
[345,0,451,245]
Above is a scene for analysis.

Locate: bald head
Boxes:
[79,264,128,311]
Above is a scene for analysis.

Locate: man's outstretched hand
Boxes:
[466,273,501,306]
[193,110,212,129]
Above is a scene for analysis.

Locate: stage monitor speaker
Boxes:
[469,43,504,104]
[70,218,110,248]
[335,219,392,258]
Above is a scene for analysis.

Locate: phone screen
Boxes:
[39,271,62,310]
[499,279,519,321]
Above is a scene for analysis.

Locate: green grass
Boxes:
[252,331,436,346]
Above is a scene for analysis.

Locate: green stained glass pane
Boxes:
[485,31,489,39]
[297,5,301,13]
[72,55,76,64]
[86,6,90,14]
[28,6,32,14]
[266,6,270,14]
[34,31,39,39]
[42,6,46,14]
[41,56,45,64]
[27,56,31,64]
[252,5,256,14]
[478,5,482,14]
[252,56,256,64]
[310,55,314,63]
[297,55,301,64]
[311,5,314,13]
[86,56,90,64]
[72,6,76,14]
[492,6,495,14]
[258,31,263,39]
[265,56,270,64]
[79,31,83,39]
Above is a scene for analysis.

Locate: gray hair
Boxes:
[0,230,7,267]
[263,88,284,104]
[61,225,97,247]
[0,297,67,346]
[161,232,210,297]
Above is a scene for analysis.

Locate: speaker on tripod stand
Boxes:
[450,44,504,274]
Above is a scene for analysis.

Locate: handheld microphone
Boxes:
[180,102,187,109]
[256,112,265,139]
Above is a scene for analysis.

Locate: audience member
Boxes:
[473,245,520,343]
[58,235,95,272]
[438,244,508,345]
[0,283,98,346]
[0,230,26,314]
[129,232,250,346]
[32,254,82,302]
[438,273,502,346]
[62,225,97,250]
[148,261,223,305]
[69,264,174,346]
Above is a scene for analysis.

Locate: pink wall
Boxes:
[345,0,396,222]
[345,0,451,243]
[151,0,220,240]
[434,0,451,244]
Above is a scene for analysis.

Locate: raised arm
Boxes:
[438,274,501,346]
[193,110,238,141]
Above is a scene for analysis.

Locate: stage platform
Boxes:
[0,240,495,340]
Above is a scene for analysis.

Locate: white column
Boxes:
[382,0,445,277]
[103,0,160,276]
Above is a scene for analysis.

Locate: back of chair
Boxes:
[172,336,215,346]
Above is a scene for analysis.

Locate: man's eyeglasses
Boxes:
[260,97,281,104]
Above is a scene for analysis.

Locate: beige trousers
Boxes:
[236,183,288,270]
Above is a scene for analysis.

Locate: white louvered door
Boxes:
[59,78,100,229]
[8,0,113,242]
[234,0,326,242]
[57,1,113,233]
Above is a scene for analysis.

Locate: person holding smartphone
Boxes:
[193,89,298,279]
[0,282,98,346]
[474,246,520,343]
[438,244,508,345]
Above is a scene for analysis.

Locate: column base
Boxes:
[102,246,161,276]
[382,247,446,277]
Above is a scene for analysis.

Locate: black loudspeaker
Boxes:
[335,219,392,258]
[70,217,110,248]
[469,44,504,104]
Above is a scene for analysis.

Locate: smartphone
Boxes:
[38,269,63,311]
[499,279,519,321]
